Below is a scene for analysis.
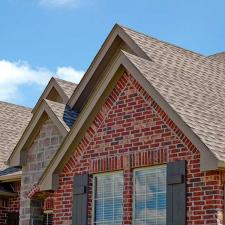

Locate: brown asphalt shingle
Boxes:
[0,102,32,169]
[121,25,225,73]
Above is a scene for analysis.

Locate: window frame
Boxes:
[92,171,124,225]
[132,164,167,225]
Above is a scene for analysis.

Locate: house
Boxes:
[1,24,225,225]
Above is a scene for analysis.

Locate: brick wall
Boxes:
[20,119,63,225]
[0,203,8,225]
[0,181,20,224]
[53,72,224,225]
[9,181,20,213]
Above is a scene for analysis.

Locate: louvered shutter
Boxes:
[167,160,186,225]
[72,173,88,225]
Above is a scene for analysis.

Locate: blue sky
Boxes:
[0,0,225,108]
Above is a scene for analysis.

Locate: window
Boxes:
[93,172,124,225]
[43,211,53,225]
[133,166,166,225]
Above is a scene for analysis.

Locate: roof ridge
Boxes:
[0,101,32,110]
[119,24,206,57]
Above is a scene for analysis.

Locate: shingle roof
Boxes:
[124,50,225,161]
[45,99,79,131]
[121,25,225,73]
[0,102,32,169]
[54,78,77,99]
[208,52,225,64]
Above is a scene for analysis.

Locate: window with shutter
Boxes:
[43,211,53,225]
[93,172,124,225]
[133,165,167,225]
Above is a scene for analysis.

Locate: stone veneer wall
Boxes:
[53,72,225,225]
[20,119,63,225]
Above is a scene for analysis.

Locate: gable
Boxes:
[32,77,77,113]
[53,72,225,225]
[37,24,225,191]
[7,100,69,167]
[62,72,197,174]
[52,71,199,225]
[38,51,220,191]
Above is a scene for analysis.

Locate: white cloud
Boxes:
[0,59,84,102]
[39,0,80,8]
[56,66,83,84]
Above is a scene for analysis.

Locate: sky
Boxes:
[0,0,225,108]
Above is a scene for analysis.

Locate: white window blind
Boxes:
[133,166,166,225]
[93,172,124,225]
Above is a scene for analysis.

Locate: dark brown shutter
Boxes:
[72,173,88,225]
[167,160,186,225]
